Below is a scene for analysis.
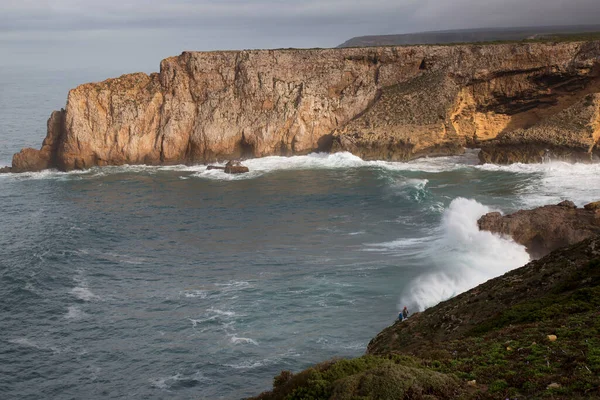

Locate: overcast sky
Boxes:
[1,0,600,73]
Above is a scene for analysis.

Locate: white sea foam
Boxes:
[400,198,530,311]
[224,359,268,369]
[0,168,89,181]
[476,161,600,207]
[188,316,218,327]
[230,336,259,346]
[71,287,98,301]
[189,151,475,180]
[181,289,208,299]
[149,372,210,390]
[363,237,432,253]
[9,338,41,349]
[9,338,61,353]
[207,308,236,317]
[65,305,88,320]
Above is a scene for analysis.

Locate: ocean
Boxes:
[1,66,600,399]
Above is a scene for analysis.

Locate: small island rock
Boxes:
[224,160,249,174]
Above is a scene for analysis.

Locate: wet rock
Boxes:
[224,160,249,174]
[206,165,225,171]
[0,166,11,173]
[478,201,600,258]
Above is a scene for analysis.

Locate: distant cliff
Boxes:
[337,25,600,48]
[6,41,600,172]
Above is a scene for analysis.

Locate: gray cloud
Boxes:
[0,0,599,71]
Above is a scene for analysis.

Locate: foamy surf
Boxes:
[71,287,98,301]
[230,336,259,346]
[149,372,210,390]
[65,305,88,320]
[476,161,600,207]
[190,151,475,180]
[399,198,530,311]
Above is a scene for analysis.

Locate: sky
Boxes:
[1,0,600,73]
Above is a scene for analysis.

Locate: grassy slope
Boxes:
[250,237,600,399]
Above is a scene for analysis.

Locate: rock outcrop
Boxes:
[479,92,600,163]
[206,160,250,174]
[478,200,600,258]
[7,41,600,172]
[224,160,249,174]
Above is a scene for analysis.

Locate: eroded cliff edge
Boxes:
[8,42,600,172]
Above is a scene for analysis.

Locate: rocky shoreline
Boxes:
[478,200,600,258]
[251,201,600,399]
[3,41,600,173]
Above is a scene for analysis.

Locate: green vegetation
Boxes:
[251,255,600,400]
[254,355,462,400]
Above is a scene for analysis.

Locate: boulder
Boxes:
[478,201,600,258]
[224,160,249,174]
[0,166,11,173]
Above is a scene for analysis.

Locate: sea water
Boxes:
[1,66,600,399]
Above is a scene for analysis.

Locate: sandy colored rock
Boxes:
[479,93,600,164]
[10,41,600,171]
[478,201,600,258]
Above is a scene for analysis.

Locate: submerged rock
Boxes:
[206,160,249,174]
[478,200,600,258]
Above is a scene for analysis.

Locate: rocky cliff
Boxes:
[7,41,600,172]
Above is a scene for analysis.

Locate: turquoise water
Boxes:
[1,67,600,399]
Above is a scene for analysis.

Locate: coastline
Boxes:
[4,40,600,173]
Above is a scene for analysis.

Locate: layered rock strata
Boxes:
[6,42,600,172]
[478,200,600,258]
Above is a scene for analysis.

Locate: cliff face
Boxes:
[8,42,600,171]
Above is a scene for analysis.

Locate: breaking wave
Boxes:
[399,198,530,311]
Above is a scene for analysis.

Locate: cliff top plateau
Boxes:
[338,25,600,48]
